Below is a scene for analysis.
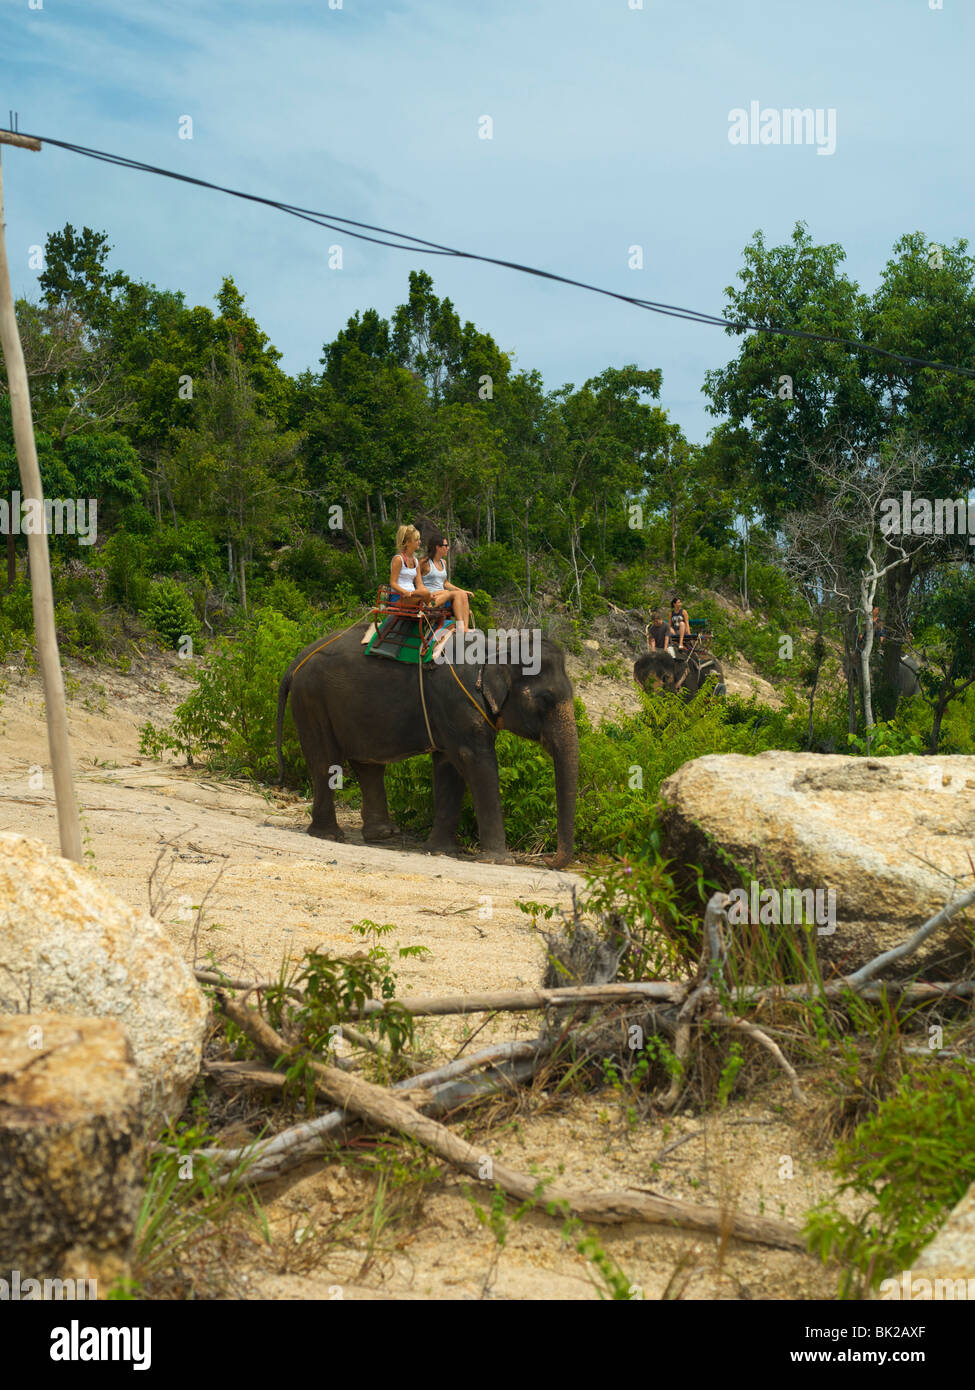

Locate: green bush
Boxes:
[54,601,106,660]
[140,604,331,781]
[256,575,319,624]
[846,720,925,756]
[465,587,495,629]
[142,579,201,650]
[146,522,221,579]
[606,563,650,610]
[606,525,650,564]
[103,532,150,608]
[453,543,521,596]
[805,1065,975,1297]
[278,536,368,603]
[116,502,156,536]
[0,577,34,661]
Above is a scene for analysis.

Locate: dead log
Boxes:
[352,982,683,1018]
[214,993,804,1251]
[193,1038,549,1176]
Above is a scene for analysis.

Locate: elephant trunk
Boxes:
[544,699,578,869]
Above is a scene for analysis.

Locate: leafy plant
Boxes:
[127,1112,268,1299]
[260,922,427,1108]
[140,603,335,778]
[805,1064,975,1297]
[142,578,200,650]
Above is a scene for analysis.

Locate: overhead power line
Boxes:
[7,128,975,381]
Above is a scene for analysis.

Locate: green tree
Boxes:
[913,566,975,750]
[548,366,666,608]
[169,346,303,610]
[705,223,975,718]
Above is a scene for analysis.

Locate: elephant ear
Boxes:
[481,664,512,720]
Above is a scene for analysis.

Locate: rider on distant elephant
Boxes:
[419,532,472,634]
[670,595,691,651]
[647,609,674,658]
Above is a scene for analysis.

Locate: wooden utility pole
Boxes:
[0,130,83,861]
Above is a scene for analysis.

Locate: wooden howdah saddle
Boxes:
[362,584,456,664]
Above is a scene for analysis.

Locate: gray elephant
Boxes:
[276,624,578,867]
[633,649,726,700]
[894,654,921,696]
[853,652,922,698]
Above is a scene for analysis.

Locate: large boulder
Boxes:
[0,834,208,1128]
[0,1014,144,1294]
[658,752,975,977]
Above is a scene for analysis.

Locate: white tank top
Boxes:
[396,553,417,593]
[424,558,447,593]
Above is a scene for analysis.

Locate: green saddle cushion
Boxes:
[365,613,452,664]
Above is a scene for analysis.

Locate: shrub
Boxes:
[278,536,368,603]
[140,604,331,781]
[142,580,201,650]
[146,522,221,579]
[453,543,521,596]
[805,1065,975,1297]
[103,532,151,609]
[0,578,34,660]
[257,576,319,625]
[846,720,925,756]
[606,563,651,610]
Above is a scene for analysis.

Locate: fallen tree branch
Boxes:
[204,1059,289,1089]
[213,993,804,1250]
[712,1013,806,1105]
[353,981,684,1018]
[193,1035,549,1171]
[841,886,975,990]
[196,969,975,1020]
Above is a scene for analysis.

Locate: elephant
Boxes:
[852,651,921,698]
[276,623,578,868]
[633,648,726,701]
[895,654,921,696]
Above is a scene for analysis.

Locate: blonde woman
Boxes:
[390,524,433,605]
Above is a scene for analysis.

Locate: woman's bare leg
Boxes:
[450,590,470,630]
[435,589,469,632]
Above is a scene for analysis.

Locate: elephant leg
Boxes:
[457,744,512,863]
[352,761,399,840]
[424,753,466,854]
[302,714,345,842]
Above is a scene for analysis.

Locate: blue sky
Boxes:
[2,0,972,444]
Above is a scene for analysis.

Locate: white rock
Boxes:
[659,752,975,976]
[0,834,207,1130]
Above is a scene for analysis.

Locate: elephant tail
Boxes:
[276,667,293,786]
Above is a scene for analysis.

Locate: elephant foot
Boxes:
[546,851,573,870]
[362,822,401,842]
[422,836,458,857]
[308,824,345,842]
[476,848,517,866]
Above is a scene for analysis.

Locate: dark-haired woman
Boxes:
[420,534,471,633]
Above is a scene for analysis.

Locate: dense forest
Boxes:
[2,218,974,810]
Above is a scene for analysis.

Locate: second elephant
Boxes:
[634,648,726,700]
